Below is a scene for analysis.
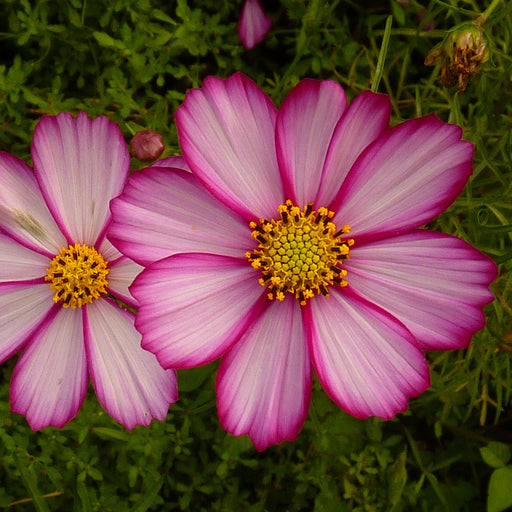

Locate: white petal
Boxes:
[307,287,430,419]
[10,307,88,429]
[32,112,130,245]
[317,90,391,206]
[132,253,265,369]
[0,232,49,282]
[98,235,124,262]
[275,79,346,205]
[176,73,283,219]
[345,231,497,350]
[0,151,66,255]
[217,298,311,450]
[109,168,251,266]
[0,282,54,363]
[332,115,473,240]
[107,255,143,309]
[84,298,178,429]
[148,155,190,171]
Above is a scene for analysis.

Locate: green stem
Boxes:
[81,0,87,25]
[371,16,393,93]
[481,0,503,21]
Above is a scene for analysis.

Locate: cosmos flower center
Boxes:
[45,244,109,309]
[246,200,354,306]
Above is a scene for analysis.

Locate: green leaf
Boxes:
[131,475,163,512]
[488,466,512,512]
[425,473,449,509]
[152,31,172,46]
[87,467,103,481]
[93,31,115,47]
[388,451,407,508]
[15,454,51,512]
[176,0,191,20]
[371,15,392,93]
[178,364,215,392]
[68,7,82,27]
[128,466,138,488]
[366,419,383,443]
[391,0,405,25]
[152,8,177,25]
[481,442,511,468]
[92,427,130,441]
[216,462,228,479]
[448,93,463,127]
[76,479,92,512]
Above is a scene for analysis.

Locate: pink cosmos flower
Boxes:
[0,112,177,430]
[238,0,272,49]
[109,73,497,450]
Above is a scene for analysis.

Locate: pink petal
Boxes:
[32,112,130,246]
[217,297,311,450]
[132,253,265,369]
[106,255,143,309]
[316,91,392,207]
[345,230,497,350]
[93,228,143,307]
[276,79,346,206]
[237,0,272,50]
[176,73,283,220]
[332,114,474,241]
[306,287,430,419]
[0,151,66,256]
[148,155,191,171]
[10,307,88,429]
[98,235,123,262]
[0,232,49,282]
[109,167,252,266]
[99,236,142,308]
[84,298,178,429]
[0,282,55,364]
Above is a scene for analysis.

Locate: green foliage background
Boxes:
[0,0,511,510]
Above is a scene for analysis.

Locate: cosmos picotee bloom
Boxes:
[0,112,177,430]
[109,73,497,450]
[238,0,272,49]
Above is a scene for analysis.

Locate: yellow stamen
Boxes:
[45,244,109,309]
[246,200,354,306]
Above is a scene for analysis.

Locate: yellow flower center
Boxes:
[45,243,109,309]
[246,200,354,306]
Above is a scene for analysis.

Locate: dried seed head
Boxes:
[425,19,489,93]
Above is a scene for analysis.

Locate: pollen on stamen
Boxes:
[247,200,354,306]
[45,243,110,309]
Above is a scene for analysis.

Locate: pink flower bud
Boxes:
[130,130,165,162]
[238,0,272,50]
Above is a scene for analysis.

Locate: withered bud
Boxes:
[425,19,489,93]
[130,130,165,162]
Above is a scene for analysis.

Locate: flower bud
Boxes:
[238,0,272,49]
[130,130,165,162]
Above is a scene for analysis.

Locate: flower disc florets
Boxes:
[45,243,109,308]
[246,200,354,305]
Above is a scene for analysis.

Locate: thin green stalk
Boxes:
[482,0,503,21]
[371,16,392,93]
[81,0,87,25]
